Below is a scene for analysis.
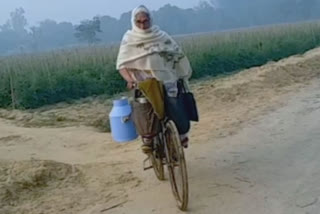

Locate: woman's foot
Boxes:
[181,137,189,148]
[141,138,153,154]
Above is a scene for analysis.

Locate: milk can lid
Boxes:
[113,97,129,106]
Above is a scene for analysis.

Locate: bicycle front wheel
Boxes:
[164,120,189,211]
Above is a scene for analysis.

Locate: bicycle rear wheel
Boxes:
[164,120,189,211]
[150,136,165,181]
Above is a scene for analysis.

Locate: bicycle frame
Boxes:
[143,120,168,170]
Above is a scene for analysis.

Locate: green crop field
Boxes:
[1,21,320,109]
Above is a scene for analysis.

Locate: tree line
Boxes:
[0,0,319,55]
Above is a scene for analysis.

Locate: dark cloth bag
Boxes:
[164,94,191,135]
[177,79,199,122]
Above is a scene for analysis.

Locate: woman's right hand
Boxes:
[119,68,136,90]
[127,81,135,90]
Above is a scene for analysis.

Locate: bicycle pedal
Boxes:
[144,165,153,171]
[143,156,153,171]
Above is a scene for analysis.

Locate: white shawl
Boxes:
[116,5,192,80]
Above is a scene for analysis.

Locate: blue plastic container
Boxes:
[109,98,138,143]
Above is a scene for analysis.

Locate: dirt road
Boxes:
[107,79,320,214]
[1,48,320,214]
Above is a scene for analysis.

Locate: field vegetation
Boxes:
[1,21,320,109]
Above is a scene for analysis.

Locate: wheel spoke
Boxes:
[149,136,165,181]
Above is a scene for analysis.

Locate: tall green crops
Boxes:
[1,21,320,109]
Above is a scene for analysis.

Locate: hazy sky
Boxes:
[0,0,201,26]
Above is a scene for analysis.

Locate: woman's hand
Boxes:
[126,81,135,90]
[119,68,136,90]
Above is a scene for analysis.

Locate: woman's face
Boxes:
[135,12,151,30]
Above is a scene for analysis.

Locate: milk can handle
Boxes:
[121,115,131,123]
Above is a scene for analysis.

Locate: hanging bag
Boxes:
[178,79,199,122]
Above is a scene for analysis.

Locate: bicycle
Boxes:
[139,96,189,211]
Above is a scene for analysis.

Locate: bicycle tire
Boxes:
[150,147,165,181]
[164,120,189,211]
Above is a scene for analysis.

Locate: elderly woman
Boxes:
[116,5,193,153]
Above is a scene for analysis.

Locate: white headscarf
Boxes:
[130,5,153,34]
[116,5,192,79]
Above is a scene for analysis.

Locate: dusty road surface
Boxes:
[1,48,320,214]
[107,79,320,214]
